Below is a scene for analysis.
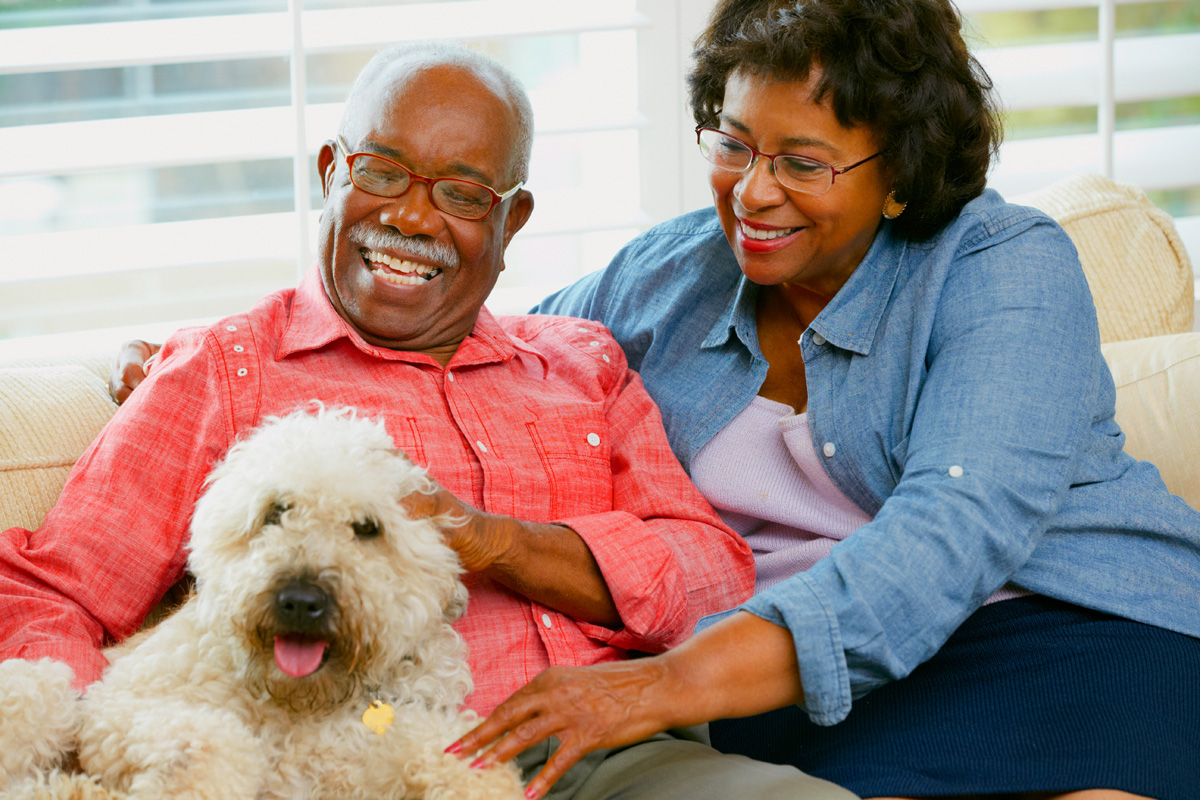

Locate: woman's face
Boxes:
[711,69,891,298]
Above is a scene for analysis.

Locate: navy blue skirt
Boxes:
[710,595,1200,800]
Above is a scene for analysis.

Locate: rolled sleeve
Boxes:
[742,575,854,725]
[559,356,755,653]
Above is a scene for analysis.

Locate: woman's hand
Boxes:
[109,340,161,405]
[450,658,680,800]
[450,611,806,798]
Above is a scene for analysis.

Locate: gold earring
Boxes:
[882,190,907,220]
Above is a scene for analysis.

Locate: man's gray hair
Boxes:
[340,41,534,186]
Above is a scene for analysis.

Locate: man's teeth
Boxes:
[363,250,441,284]
[740,223,800,241]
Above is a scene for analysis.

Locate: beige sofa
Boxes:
[2,174,1198,544]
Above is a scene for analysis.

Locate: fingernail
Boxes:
[469,758,486,769]
[525,787,540,799]
[444,741,463,755]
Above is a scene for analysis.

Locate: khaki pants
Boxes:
[516,726,858,800]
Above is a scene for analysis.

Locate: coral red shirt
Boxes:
[0,268,754,715]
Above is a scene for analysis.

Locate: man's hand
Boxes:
[401,479,619,627]
[400,482,514,573]
[448,658,679,800]
[109,340,161,405]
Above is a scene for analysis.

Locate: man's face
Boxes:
[317,63,533,363]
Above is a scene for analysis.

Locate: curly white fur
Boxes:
[1,406,523,800]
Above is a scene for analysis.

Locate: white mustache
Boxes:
[349,222,460,270]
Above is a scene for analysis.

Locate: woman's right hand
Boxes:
[452,611,806,799]
[109,340,161,405]
[452,657,682,799]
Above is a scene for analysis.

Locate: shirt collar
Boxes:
[701,272,760,353]
[277,265,524,368]
[699,222,907,358]
[811,223,906,356]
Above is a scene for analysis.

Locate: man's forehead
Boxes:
[342,62,517,184]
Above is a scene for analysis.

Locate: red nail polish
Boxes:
[444,741,463,754]
[525,787,539,799]
[469,758,486,769]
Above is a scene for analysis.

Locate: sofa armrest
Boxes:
[0,364,117,531]
[1102,332,1200,510]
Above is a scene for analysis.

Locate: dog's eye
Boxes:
[263,501,290,527]
[352,518,382,540]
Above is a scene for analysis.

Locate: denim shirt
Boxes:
[534,191,1200,726]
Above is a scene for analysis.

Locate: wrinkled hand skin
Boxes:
[453,659,678,799]
[109,340,161,405]
[400,483,514,573]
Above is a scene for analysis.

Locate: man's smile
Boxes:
[361,248,443,285]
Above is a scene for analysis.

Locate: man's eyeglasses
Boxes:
[696,127,879,196]
[334,135,523,221]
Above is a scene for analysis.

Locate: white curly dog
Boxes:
[0,406,524,800]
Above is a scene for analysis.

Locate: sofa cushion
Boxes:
[0,365,117,531]
[1102,332,1200,510]
[1015,174,1195,344]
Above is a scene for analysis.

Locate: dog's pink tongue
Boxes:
[274,636,328,677]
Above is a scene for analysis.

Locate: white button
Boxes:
[541,613,553,629]
[948,465,964,478]
[236,368,248,377]
[602,354,610,363]
[447,372,455,382]
[476,440,488,453]
[823,442,836,458]
[577,327,588,332]
[233,345,244,353]
[812,333,827,346]
[586,433,601,447]
[590,341,600,347]
[226,325,237,332]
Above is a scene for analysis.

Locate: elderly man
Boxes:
[0,43,854,800]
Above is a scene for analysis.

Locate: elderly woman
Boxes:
[455,0,1200,798]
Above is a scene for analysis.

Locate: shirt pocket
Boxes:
[386,416,427,469]
[523,403,613,519]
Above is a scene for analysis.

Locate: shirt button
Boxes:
[602,354,610,363]
[586,433,601,447]
[476,440,488,453]
[541,613,553,629]
[226,325,237,332]
[236,368,248,377]
[233,345,244,353]
[948,465,964,478]
[823,442,836,458]
[590,341,600,347]
[811,332,826,346]
[447,372,455,382]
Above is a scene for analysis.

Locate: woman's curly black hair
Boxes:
[689,0,1002,240]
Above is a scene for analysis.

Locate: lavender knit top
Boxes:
[692,396,1029,603]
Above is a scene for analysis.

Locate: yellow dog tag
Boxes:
[362,699,395,735]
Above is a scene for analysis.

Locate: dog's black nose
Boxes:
[274,581,329,630]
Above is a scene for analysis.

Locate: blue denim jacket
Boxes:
[534,191,1200,725]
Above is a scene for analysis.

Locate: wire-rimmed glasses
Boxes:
[696,126,879,196]
[334,135,523,221]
